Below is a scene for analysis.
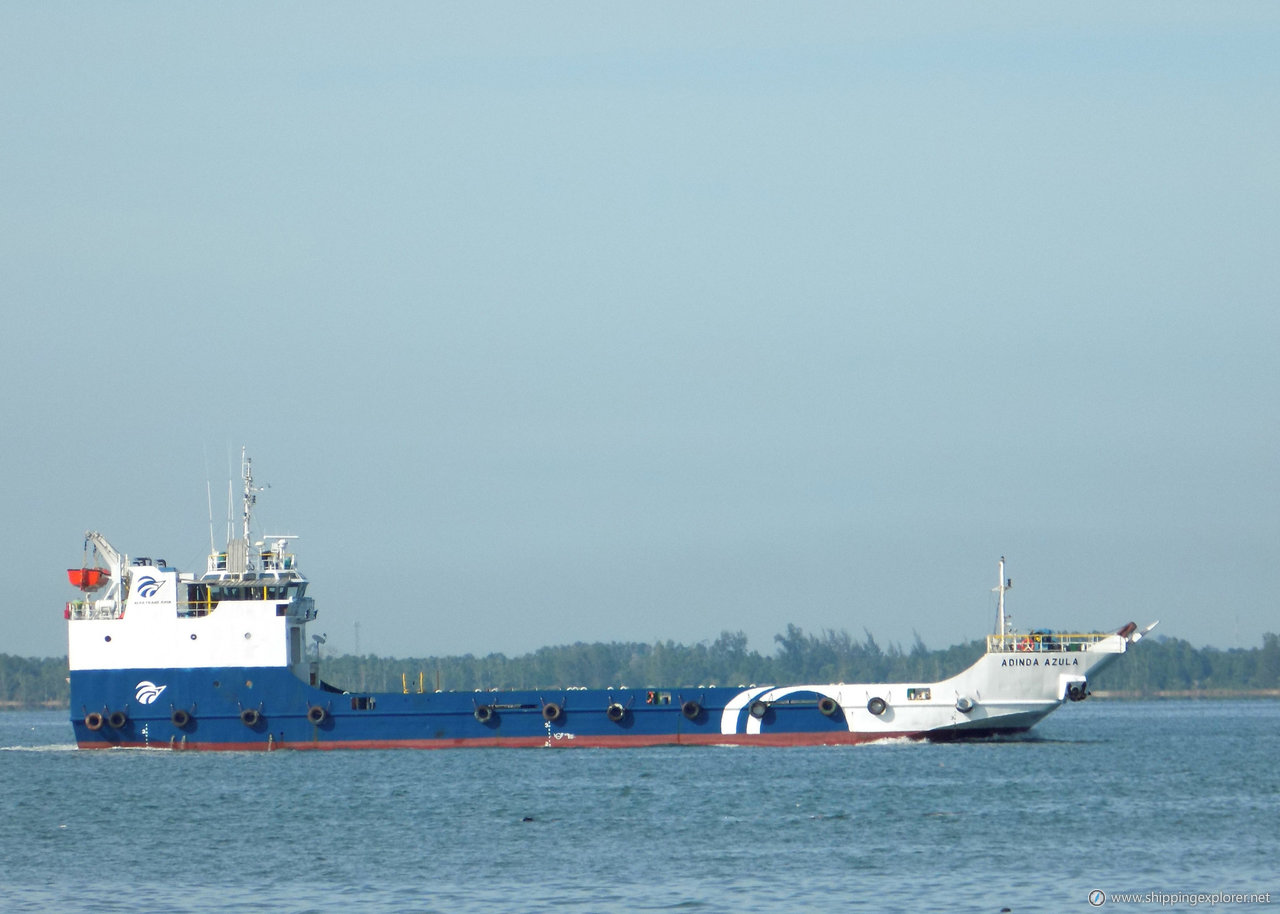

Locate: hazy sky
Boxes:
[3,5,1277,660]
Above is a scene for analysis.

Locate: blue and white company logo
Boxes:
[135,576,163,598]
[135,681,167,704]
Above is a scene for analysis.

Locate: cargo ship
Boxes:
[66,452,1154,750]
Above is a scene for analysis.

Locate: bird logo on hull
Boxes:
[135,681,167,704]
[136,576,163,598]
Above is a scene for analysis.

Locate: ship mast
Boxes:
[994,556,1011,638]
[241,447,255,548]
[214,446,261,578]
[238,446,266,574]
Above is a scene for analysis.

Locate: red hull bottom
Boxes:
[77,730,935,751]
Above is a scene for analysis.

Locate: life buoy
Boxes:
[818,696,839,717]
[171,709,191,728]
[1017,637,1032,652]
[606,702,626,722]
[542,702,562,723]
[84,711,105,731]
[306,705,327,725]
[681,700,702,721]
[107,710,128,729]
[240,708,261,727]
[955,696,974,714]
[474,705,494,723]
[645,691,656,705]
[749,700,769,719]
[867,697,887,716]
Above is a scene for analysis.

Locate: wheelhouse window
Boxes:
[182,580,306,614]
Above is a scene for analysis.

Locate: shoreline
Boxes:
[1091,689,1280,700]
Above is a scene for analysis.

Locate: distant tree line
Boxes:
[318,626,989,694]
[4,630,1279,708]
[0,655,69,708]
[317,629,1280,696]
[1091,632,1280,694]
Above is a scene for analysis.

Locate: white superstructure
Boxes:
[67,449,317,681]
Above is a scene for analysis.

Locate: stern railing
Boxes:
[986,632,1113,653]
[66,600,123,621]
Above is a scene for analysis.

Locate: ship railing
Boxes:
[260,551,296,571]
[176,601,215,618]
[66,600,123,621]
[986,632,1114,653]
[68,593,315,622]
[173,596,316,620]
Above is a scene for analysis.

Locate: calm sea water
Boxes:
[2,700,1276,913]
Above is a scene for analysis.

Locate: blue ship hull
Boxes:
[70,667,935,749]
